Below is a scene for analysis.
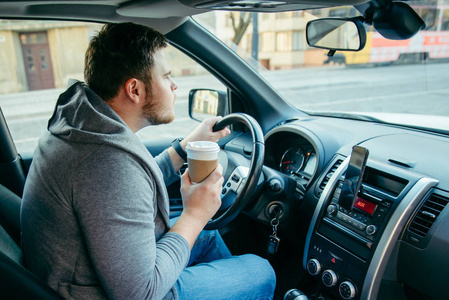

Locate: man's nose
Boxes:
[171,79,178,91]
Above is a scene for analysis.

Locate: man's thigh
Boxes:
[187,228,231,266]
[175,254,276,300]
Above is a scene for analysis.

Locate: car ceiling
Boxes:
[0,0,371,33]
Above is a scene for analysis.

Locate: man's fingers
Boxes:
[203,164,223,184]
[217,127,231,139]
[181,168,191,184]
[207,116,222,128]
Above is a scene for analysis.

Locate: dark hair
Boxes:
[84,22,168,101]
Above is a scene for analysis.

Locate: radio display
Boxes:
[354,197,377,215]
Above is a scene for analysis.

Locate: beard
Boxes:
[141,86,175,125]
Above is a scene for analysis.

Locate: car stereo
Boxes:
[304,147,411,300]
[327,181,392,245]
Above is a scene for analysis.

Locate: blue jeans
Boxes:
[174,228,276,299]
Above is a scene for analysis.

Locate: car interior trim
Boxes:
[303,155,349,269]
[361,176,438,300]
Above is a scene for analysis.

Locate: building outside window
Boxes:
[276,32,293,52]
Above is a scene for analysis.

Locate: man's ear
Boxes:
[124,78,144,104]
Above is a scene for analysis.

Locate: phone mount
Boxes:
[338,146,369,211]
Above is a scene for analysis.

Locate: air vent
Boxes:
[409,193,449,238]
[295,182,306,198]
[319,159,343,191]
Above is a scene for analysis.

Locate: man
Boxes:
[21,22,275,299]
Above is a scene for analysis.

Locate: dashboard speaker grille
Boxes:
[409,193,449,238]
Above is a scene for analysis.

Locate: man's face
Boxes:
[142,49,178,125]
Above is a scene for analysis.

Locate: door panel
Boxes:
[20,32,55,91]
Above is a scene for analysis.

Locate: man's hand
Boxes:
[180,164,224,223]
[169,164,224,248]
[183,116,231,145]
[169,116,231,171]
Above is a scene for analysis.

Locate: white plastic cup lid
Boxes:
[186,141,220,160]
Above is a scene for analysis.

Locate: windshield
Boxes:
[193,2,449,133]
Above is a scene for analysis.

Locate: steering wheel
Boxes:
[204,113,265,230]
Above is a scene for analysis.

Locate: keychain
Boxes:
[267,208,282,255]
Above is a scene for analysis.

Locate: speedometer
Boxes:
[280,146,305,175]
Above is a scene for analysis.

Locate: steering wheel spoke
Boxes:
[222,166,249,196]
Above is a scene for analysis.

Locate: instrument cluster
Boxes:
[265,129,318,187]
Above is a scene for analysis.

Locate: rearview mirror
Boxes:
[306,18,366,51]
[189,89,227,122]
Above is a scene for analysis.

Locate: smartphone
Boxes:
[339,146,369,211]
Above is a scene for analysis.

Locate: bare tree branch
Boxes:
[229,12,251,45]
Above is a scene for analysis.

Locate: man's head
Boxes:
[84,22,167,102]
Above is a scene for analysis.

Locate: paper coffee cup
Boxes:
[186,141,220,183]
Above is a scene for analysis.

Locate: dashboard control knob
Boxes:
[322,269,338,287]
[284,289,309,300]
[306,258,321,275]
[327,204,338,216]
[339,281,356,300]
[269,178,283,192]
[366,224,378,236]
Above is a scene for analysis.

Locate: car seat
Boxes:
[0,183,62,299]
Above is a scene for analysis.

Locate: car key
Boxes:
[267,234,280,255]
[267,208,282,255]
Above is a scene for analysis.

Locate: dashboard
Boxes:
[240,116,449,300]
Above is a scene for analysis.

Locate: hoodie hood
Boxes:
[49,81,131,145]
[48,80,153,162]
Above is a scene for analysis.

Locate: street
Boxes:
[1,62,448,153]
[264,62,449,115]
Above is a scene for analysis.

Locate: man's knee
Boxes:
[239,254,276,292]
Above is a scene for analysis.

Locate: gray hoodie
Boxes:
[21,81,190,299]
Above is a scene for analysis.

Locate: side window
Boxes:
[0,20,225,153]
[137,46,225,141]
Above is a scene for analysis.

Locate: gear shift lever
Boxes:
[284,289,309,300]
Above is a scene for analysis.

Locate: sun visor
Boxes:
[179,0,371,12]
[117,0,208,18]
[118,0,371,17]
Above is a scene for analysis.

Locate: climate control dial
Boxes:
[322,269,338,287]
[306,258,321,275]
[339,281,356,299]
